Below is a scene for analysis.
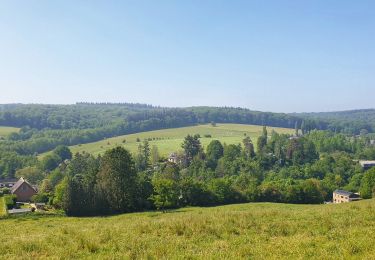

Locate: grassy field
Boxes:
[1,200,375,259]
[0,197,6,217]
[0,126,20,138]
[62,124,293,157]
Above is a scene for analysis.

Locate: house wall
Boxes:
[12,183,37,202]
[333,193,350,203]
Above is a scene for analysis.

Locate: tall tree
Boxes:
[257,126,268,154]
[242,137,255,159]
[151,145,160,166]
[135,139,150,171]
[360,168,375,199]
[295,121,299,136]
[206,140,224,169]
[142,139,151,167]
[301,120,306,135]
[181,134,202,165]
[96,147,138,213]
[151,177,179,211]
[53,145,72,161]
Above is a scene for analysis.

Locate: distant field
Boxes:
[1,200,375,258]
[62,124,293,157]
[0,126,20,138]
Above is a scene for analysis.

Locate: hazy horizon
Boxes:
[1,1,374,112]
[1,101,374,114]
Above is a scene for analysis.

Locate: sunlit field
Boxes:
[0,126,20,138]
[0,197,6,216]
[61,124,293,157]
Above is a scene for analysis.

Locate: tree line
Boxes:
[18,126,375,216]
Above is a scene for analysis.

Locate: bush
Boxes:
[0,187,11,196]
[208,178,244,205]
[31,193,50,203]
[4,194,17,209]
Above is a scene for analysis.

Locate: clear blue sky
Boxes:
[0,1,374,112]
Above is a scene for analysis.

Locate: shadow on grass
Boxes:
[0,211,65,221]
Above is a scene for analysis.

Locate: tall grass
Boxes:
[0,196,7,217]
[1,200,375,258]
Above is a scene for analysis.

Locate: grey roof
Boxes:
[11,177,37,193]
[334,190,353,196]
[334,189,361,198]
[359,160,375,166]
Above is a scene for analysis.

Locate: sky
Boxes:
[0,1,374,113]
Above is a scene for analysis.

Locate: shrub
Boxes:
[0,187,11,196]
[4,194,17,209]
[31,193,50,203]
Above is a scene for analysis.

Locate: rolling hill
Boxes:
[1,200,374,258]
[60,123,293,157]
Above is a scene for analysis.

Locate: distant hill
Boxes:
[39,123,294,158]
[294,109,375,134]
[1,103,374,135]
[0,103,374,160]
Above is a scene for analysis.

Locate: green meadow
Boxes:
[65,124,293,157]
[1,200,375,259]
[0,126,20,138]
[0,197,6,217]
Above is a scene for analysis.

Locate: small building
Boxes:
[168,153,179,164]
[11,177,37,202]
[333,190,361,204]
[359,160,375,170]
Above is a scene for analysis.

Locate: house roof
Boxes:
[359,160,375,166]
[334,190,353,196]
[11,177,37,193]
[334,189,360,198]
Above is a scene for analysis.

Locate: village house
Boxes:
[168,152,179,164]
[333,190,361,204]
[11,177,37,202]
[359,160,375,170]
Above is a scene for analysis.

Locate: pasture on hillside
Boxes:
[64,124,293,157]
[0,126,20,138]
[1,200,375,258]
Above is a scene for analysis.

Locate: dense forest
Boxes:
[296,109,375,134]
[0,103,374,180]
[1,103,373,133]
